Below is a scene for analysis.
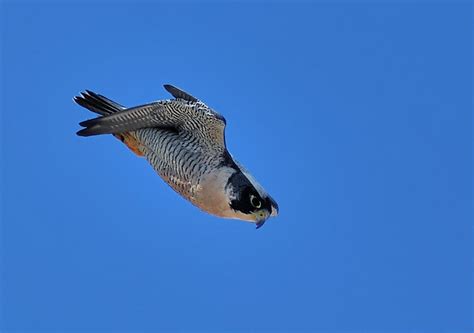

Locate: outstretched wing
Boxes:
[75,85,227,149]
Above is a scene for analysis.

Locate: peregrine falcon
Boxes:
[74,84,278,228]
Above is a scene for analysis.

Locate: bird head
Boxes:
[225,166,279,229]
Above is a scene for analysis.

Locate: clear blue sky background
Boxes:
[1,2,472,332]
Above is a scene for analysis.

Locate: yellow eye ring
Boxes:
[250,194,262,209]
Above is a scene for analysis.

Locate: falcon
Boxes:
[74,84,278,228]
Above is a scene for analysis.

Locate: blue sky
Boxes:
[1,2,472,332]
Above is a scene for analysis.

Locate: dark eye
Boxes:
[250,194,262,209]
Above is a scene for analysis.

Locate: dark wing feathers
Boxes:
[74,85,226,147]
[74,90,125,116]
[86,90,126,112]
[163,84,198,102]
[77,103,167,137]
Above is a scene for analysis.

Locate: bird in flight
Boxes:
[74,84,278,228]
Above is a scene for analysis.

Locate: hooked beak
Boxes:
[255,210,270,229]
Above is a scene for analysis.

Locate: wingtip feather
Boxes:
[76,128,89,136]
[163,84,198,102]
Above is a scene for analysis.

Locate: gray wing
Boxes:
[163,84,198,102]
[75,85,227,148]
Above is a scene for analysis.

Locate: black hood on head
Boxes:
[227,171,272,216]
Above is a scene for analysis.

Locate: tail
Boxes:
[74,90,144,156]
